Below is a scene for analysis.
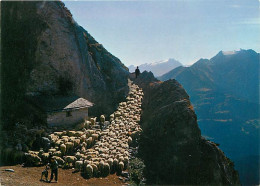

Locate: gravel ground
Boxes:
[0,165,128,186]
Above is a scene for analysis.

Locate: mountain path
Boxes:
[0,79,144,186]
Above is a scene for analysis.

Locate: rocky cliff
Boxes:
[1,1,129,129]
[133,72,240,185]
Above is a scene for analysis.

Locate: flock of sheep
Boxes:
[25,81,143,178]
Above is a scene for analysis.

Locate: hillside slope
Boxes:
[133,72,240,185]
[158,49,259,185]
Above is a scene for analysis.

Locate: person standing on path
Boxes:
[135,66,140,78]
[49,157,58,183]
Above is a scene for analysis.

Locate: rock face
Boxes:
[133,72,240,185]
[1,1,129,129]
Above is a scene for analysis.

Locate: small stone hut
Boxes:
[34,96,93,127]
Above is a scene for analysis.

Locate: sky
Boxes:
[64,0,260,66]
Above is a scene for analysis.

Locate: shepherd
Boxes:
[135,66,140,78]
[49,157,58,183]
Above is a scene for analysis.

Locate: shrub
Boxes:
[128,158,145,185]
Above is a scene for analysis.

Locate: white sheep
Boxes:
[91,164,98,177]
[86,137,93,147]
[85,164,93,178]
[65,142,74,153]
[128,137,133,145]
[64,156,77,167]
[53,151,62,157]
[24,153,41,166]
[100,115,105,123]
[118,161,124,174]
[75,160,83,171]
[60,144,66,155]
[90,117,97,125]
[103,162,110,177]
[113,159,119,172]
[53,156,65,166]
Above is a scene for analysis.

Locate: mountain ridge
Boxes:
[128,58,182,77]
[158,49,259,185]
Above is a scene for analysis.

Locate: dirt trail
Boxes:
[0,165,127,186]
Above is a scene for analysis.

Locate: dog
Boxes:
[40,164,50,182]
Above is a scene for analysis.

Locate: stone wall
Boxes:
[47,108,88,126]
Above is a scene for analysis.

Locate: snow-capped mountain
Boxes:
[128,58,182,77]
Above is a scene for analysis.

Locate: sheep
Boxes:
[53,156,65,166]
[60,144,66,155]
[113,159,119,172]
[98,160,105,176]
[100,115,105,123]
[61,135,69,141]
[55,139,63,147]
[48,148,56,153]
[84,121,91,129]
[82,142,87,147]
[72,139,81,147]
[107,158,113,168]
[103,162,110,177]
[80,134,86,143]
[85,164,93,178]
[91,164,98,177]
[123,157,129,170]
[48,134,59,142]
[53,151,62,157]
[54,132,62,136]
[75,160,83,171]
[90,117,96,125]
[75,131,84,137]
[115,111,121,118]
[39,152,49,164]
[86,137,93,147]
[24,152,41,166]
[65,142,74,153]
[119,156,124,162]
[91,134,99,141]
[128,137,133,145]
[68,131,76,137]
[75,152,82,160]
[64,156,77,167]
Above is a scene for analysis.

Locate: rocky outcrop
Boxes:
[133,72,240,185]
[29,1,129,113]
[1,1,129,129]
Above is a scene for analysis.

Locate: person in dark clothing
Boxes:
[40,164,49,182]
[48,152,53,164]
[135,66,140,78]
[49,157,58,183]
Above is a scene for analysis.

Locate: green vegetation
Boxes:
[128,158,145,185]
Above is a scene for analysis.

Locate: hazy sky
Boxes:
[64,0,260,66]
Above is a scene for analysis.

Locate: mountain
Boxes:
[1,2,241,185]
[132,72,240,185]
[1,1,129,130]
[158,49,259,185]
[128,58,182,77]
